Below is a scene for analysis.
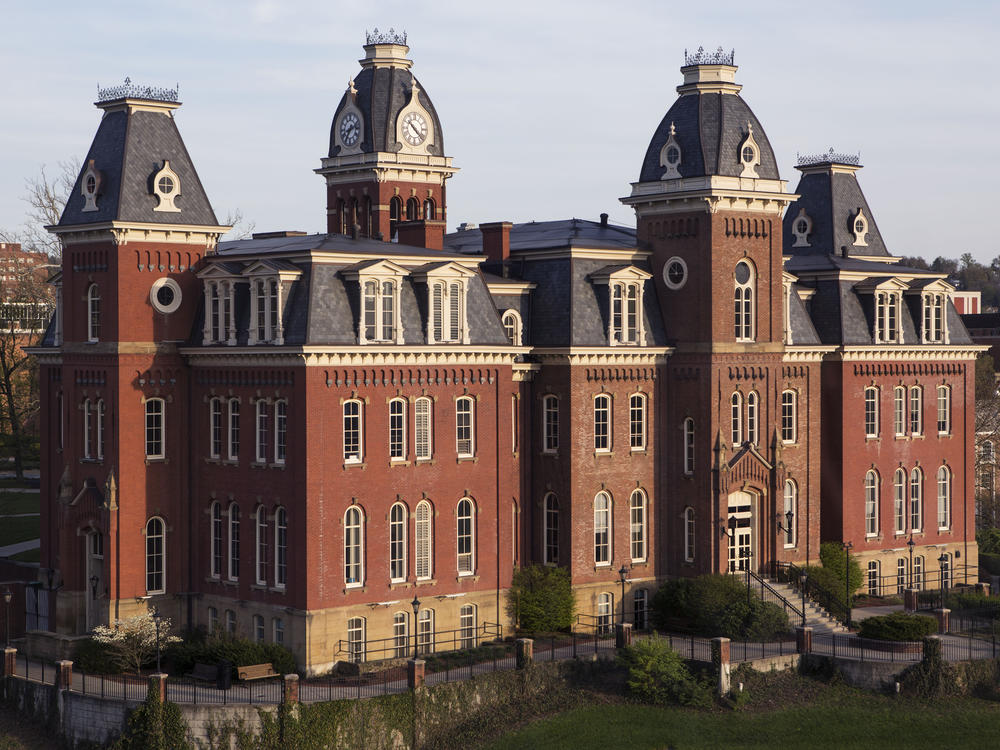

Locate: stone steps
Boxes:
[762,579,850,634]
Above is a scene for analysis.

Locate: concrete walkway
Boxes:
[851,604,904,621]
[0,538,39,557]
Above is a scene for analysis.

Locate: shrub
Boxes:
[979,552,1000,576]
[92,613,181,674]
[617,635,711,707]
[651,575,789,640]
[977,528,1000,556]
[111,689,190,749]
[819,541,864,597]
[506,564,575,632]
[164,632,296,678]
[857,612,937,641]
[73,637,121,674]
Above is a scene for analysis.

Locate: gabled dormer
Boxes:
[589,265,652,346]
[242,260,302,346]
[907,278,954,344]
[196,262,243,346]
[412,261,477,345]
[340,259,410,344]
[854,276,909,344]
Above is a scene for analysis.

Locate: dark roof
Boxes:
[218,232,473,259]
[961,312,1000,330]
[638,92,779,182]
[59,108,219,227]
[446,218,638,255]
[783,168,889,257]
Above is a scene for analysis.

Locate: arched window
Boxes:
[389,197,402,239]
[347,617,365,663]
[913,555,924,590]
[414,397,432,459]
[733,261,754,341]
[389,398,407,460]
[459,604,477,648]
[96,399,105,460]
[909,386,923,435]
[542,394,559,453]
[210,397,223,458]
[210,501,222,578]
[456,397,474,457]
[255,506,268,585]
[867,560,881,596]
[417,608,434,654]
[594,394,611,452]
[746,391,759,446]
[594,492,611,565]
[910,467,923,532]
[543,493,559,564]
[630,393,646,450]
[255,399,268,463]
[423,198,436,221]
[864,470,879,537]
[87,283,100,342]
[345,506,364,586]
[893,386,906,436]
[896,558,908,593]
[393,612,408,658]
[864,387,879,438]
[730,392,742,446]
[683,417,695,474]
[406,197,419,221]
[83,398,92,459]
[415,500,432,580]
[630,489,647,562]
[894,469,906,534]
[684,507,695,562]
[936,386,951,434]
[633,589,648,630]
[228,502,241,581]
[781,390,796,443]
[343,399,363,463]
[145,398,165,459]
[274,506,287,588]
[783,480,797,547]
[596,593,613,635]
[937,465,951,530]
[457,498,475,574]
[390,502,407,582]
[228,398,240,460]
[337,198,347,234]
[274,400,287,464]
[501,310,522,346]
[146,517,165,594]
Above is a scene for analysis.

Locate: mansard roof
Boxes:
[446,218,637,255]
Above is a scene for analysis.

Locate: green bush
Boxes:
[650,575,789,640]
[164,632,296,678]
[819,541,864,597]
[617,635,711,707]
[73,637,121,674]
[111,689,190,749]
[979,552,1000,576]
[857,612,937,641]
[977,528,1000,556]
[506,564,575,632]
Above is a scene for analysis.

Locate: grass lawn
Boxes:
[0,515,39,548]
[8,548,38,563]
[0,492,39,516]
[0,479,37,490]
[487,673,1000,750]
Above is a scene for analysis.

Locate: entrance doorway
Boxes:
[85,531,104,630]
[726,491,755,572]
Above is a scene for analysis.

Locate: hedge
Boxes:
[651,574,789,640]
[164,632,296,677]
[857,612,937,641]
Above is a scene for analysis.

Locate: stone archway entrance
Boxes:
[726,491,756,572]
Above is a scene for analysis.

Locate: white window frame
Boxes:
[867,560,881,596]
[594,394,611,453]
[501,309,522,346]
[274,506,287,589]
[96,399,105,460]
[542,395,559,454]
[343,399,363,463]
[255,505,268,586]
[894,469,906,535]
[390,502,407,582]
[417,609,434,655]
[594,492,611,566]
[225,609,236,635]
[415,500,433,580]
[274,400,287,464]
[456,397,474,457]
[731,392,743,446]
[781,390,796,444]
[389,398,407,461]
[922,293,946,343]
[864,387,879,438]
[875,291,900,343]
[629,489,646,563]
[83,398,92,459]
[361,278,399,344]
[783,480,797,548]
[344,505,364,587]
[347,617,366,663]
[610,281,642,345]
[937,465,951,530]
[253,614,265,643]
[865,470,879,537]
[683,418,695,475]
[597,593,613,635]
[457,497,475,575]
[910,386,923,435]
[910,467,923,532]
[429,280,468,344]
[543,493,559,565]
[893,386,906,437]
[228,398,240,460]
[145,516,165,594]
[87,283,100,342]
[210,397,222,459]
[746,390,759,446]
[273,617,285,644]
[684,508,696,562]
[414,397,432,460]
[228,502,240,581]
[630,393,646,451]
[393,612,409,658]
[210,501,222,579]
[734,261,755,342]
[459,604,477,649]
[144,398,165,459]
[936,385,950,435]
[255,399,268,463]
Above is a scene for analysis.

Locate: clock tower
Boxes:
[316,31,457,246]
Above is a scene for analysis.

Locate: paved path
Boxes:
[0,539,39,557]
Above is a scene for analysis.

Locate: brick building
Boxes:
[30,40,980,671]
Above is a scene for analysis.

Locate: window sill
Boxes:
[389,460,410,467]
[630,448,648,456]
[415,457,435,465]
[415,578,437,587]
[864,436,879,442]
[144,457,167,465]
[911,434,925,440]
[79,458,103,465]
[593,564,611,571]
[456,456,477,464]
[781,440,796,447]
[344,584,366,593]
[630,560,648,568]
[204,576,222,584]
[221,579,239,588]
[541,451,559,458]
[456,574,480,582]
[250,583,268,592]
[269,586,286,594]
[389,580,411,590]
[593,451,614,458]
[938,432,952,438]
[250,461,268,469]
[269,462,286,470]
[343,461,367,470]
[224,458,239,466]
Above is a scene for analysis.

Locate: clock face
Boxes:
[402,111,428,146]
[339,112,360,147]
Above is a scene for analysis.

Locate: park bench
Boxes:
[186,663,218,682]
[238,663,278,681]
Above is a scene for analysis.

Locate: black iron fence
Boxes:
[335,621,504,663]
[773,562,848,624]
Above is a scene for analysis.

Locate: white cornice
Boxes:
[181,345,526,369]
[508,247,649,262]
[49,221,231,248]
[622,175,796,216]
[486,280,536,295]
[834,345,986,361]
[782,346,836,362]
[532,347,672,365]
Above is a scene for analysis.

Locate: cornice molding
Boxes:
[532,346,672,366]
[181,345,523,369]
[50,221,230,249]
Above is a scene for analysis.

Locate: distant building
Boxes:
[953,291,982,315]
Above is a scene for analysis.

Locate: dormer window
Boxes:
[611,282,641,344]
[431,282,464,343]
[363,280,396,342]
[659,122,682,180]
[922,293,947,343]
[734,261,755,342]
[791,208,812,247]
[739,122,760,178]
[81,160,102,212]
[251,279,281,344]
[875,291,900,343]
[852,209,869,246]
[501,309,522,346]
[151,160,181,213]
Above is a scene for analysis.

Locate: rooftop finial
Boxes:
[97,77,179,104]
[366,27,407,45]
[684,46,735,66]
[796,147,861,167]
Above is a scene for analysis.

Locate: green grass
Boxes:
[0,492,39,516]
[486,677,1000,750]
[0,479,37,490]
[0,515,38,548]
[8,547,38,563]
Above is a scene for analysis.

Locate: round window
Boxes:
[157,176,175,194]
[742,146,755,163]
[85,175,96,194]
[665,146,680,165]
[795,219,808,234]
[663,256,688,290]
[149,277,182,314]
[855,219,865,233]
[734,261,751,285]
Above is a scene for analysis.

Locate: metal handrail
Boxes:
[742,568,803,621]
[775,561,849,625]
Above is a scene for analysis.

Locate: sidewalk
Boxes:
[0,539,39,557]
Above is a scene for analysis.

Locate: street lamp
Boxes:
[776,510,794,542]
[151,606,164,673]
[843,542,853,630]
[938,552,949,610]
[3,589,11,648]
[618,564,629,625]
[89,575,99,600]
[411,595,421,660]
[907,535,915,589]
[799,572,807,629]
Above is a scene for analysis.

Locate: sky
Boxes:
[1,0,999,262]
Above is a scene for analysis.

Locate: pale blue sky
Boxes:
[2,0,998,261]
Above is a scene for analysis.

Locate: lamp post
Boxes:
[799,572,807,629]
[3,589,11,648]
[89,575,98,600]
[411,595,421,660]
[843,542,853,630]
[776,510,794,545]
[151,606,163,673]
[938,552,949,610]
[907,535,915,589]
[618,564,629,625]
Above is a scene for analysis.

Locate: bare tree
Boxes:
[222,208,255,241]
[18,160,80,261]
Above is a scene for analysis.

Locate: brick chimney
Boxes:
[396,220,445,251]
[480,222,513,262]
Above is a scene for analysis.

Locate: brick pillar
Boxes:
[935,608,950,634]
[282,673,299,704]
[975,582,990,597]
[615,623,633,649]
[407,659,425,689]
[795,626,813,654]
[148,673,167,702]
[904,589,919,612]
[56,660,73,691]
[2,648,15,677]
[710,638,731,697]
[515,638,533,669]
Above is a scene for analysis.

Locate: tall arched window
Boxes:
[596,593,613,635]
[393,612,408,658]
[936,386,951,434]
[746,391,759,445]
[594,492,611,565]
[274,400,287,464]
[228,398,240,460]
[423,198,436,221]
[893,386,906,436]
[682,417,695,474]
[730,392,743,446]
[864,387,879,438]
[83,398,92,459]
[146,517,165,594]
[347,617,365,663]
[274,506,287,588]
[630,489,647,562]
[255,506,268,585]
[415,500,432,580]
[209,397,223,458]
[389,196,402,239]
[910,467,923,532]
[145,398,165,459]
[543,493,559,564]
[542,394,559,453]
[406,197,419,221]
[456,397,474,457]
[733,261,754,341]
[780,390,796,443]
[417,608,434,654]
[909,386,923,435]
[255,399,268,463]
[864,470,879,537]
[459,604,477,648]
[633,589,648,630]
[593,395,611,452]
[343,399,363,463]
[87,283,100,342]
[893,469,906,534]
[210,501,222,578]
[684,507,695,562]
[228,502,240,581]
[390,502,407,582]
[389,398,407,460]
[414,397,433,459]
[501,310,522,346]
[937,465,951,530]
[345,506,364,586]
[96,399,105,460]
[457,498,475,574]
[629,393,647,450]
[783,480,797,547]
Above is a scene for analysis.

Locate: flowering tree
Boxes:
[91,612,180,674]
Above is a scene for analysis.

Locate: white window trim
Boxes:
[414,397,433,460]
[144,397,165,460]
[864,387,879,439]
[227,502,240,582]
[389,502,407,583]
[389,398,407,461]
[684,507,695,562]
[344,506,364,588]
[456,396,475,458]
[145,516,166,595]
[629,489,647,563]
[274,399,287,464]
[343,399,364,463]
[781,390,797,444]
[936,385,951,435]
[415,500,433,580]
[629,393,647,451]
[228,398,240,461]
[594,492,611,566]
[542,394,559,454]
[543,493,559,565]
[255,399,268,464]
[273,506,287,589]
[683,417,695,475]
[501,309,522,346]
[593,394,612,453]
[457,498,476,576]
[864,470,879,538]
[87,283,100,342]
[255,506,267,586]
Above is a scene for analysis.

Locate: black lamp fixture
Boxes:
[618,564,629,625]
[938,552,949,610]
[151,605,164,673]
[3,589,11,648]
[89,575,99,599]
[907,535,915,588]
[411,595,421,659]
[776,510,794,540]
[843,541,854,629]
